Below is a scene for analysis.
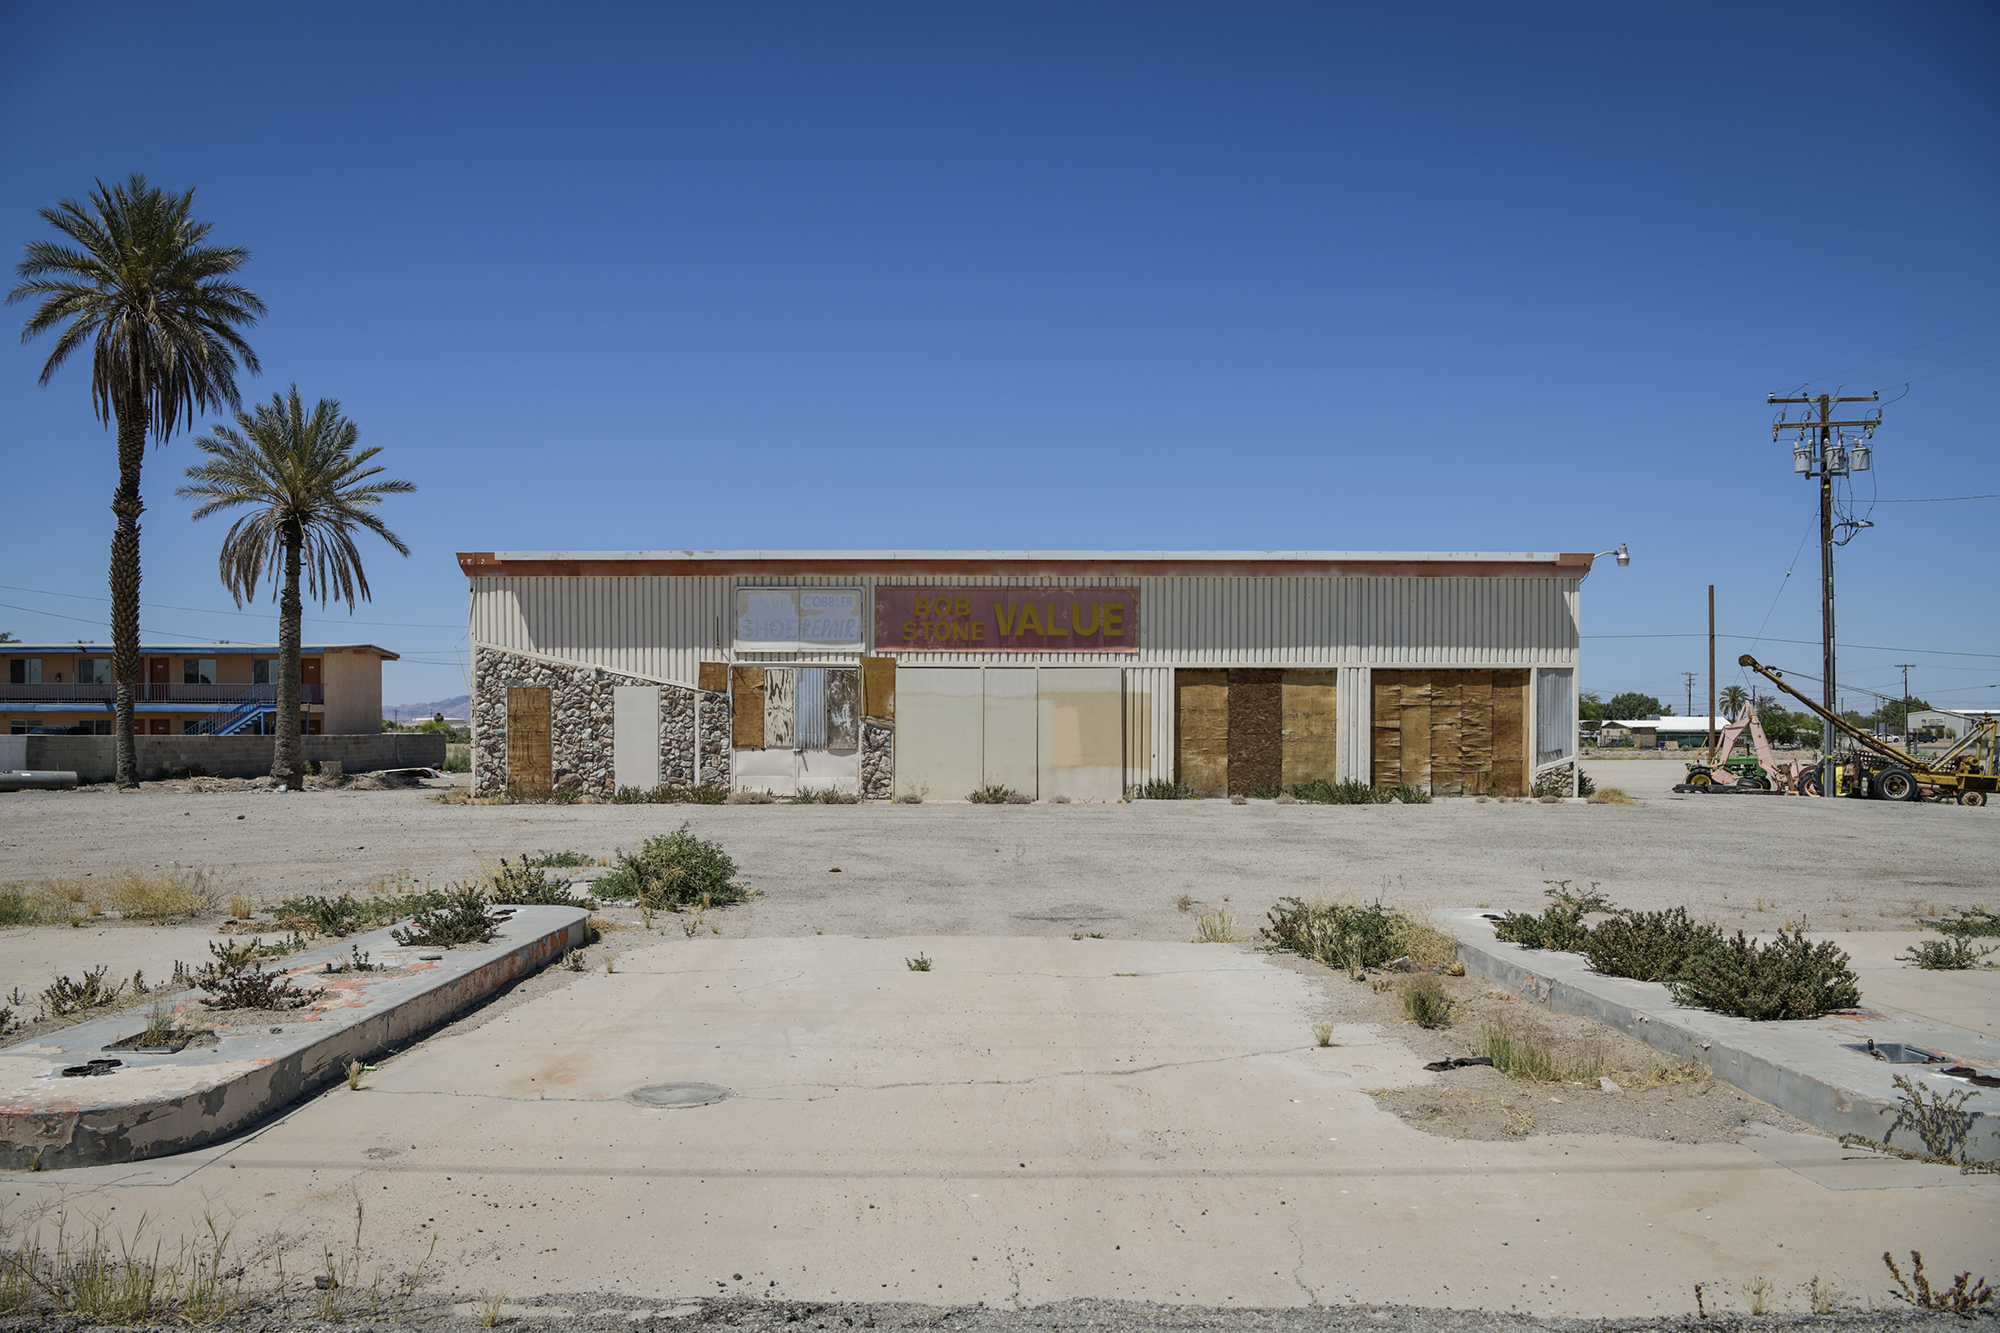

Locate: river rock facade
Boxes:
[471,646,727,798]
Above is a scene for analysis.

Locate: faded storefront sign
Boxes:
[875,587,1138,652]
[734,588,864,653]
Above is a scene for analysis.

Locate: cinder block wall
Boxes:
[20,734,446,783]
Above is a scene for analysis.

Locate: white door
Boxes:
[982,668,1038,797]
[895,668,983,801]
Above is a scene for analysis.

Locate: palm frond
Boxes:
[179,385,416,610]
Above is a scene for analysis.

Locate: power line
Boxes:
[0,582,461,629]
[1798,315,2000,386]
[1908,352,2000,383]
[1874,493,2000,503]
[1581,632,2000,660]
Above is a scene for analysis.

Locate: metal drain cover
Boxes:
[628,1081,732,1109]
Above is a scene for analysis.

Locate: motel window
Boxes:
[9,720,44,734]
[9,659,42,685]
[253,658,274,685]
[77,658,112,685]
[183,658,217,685]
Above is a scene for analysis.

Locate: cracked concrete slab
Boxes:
[0,933,1988,1320]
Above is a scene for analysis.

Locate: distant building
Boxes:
[2,643,396,736]
[1907,709,1996,739]
[1608,715,1724,750]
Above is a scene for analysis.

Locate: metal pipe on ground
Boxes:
[0,771,78,791]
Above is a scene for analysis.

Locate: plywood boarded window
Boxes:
[1176,669,1230,796]
[1371,668,1528,796]
[505,687,551,792]
[731,666,764,748]
[698,662,729,694]
[1280,670,1337,788]
[825,667,860,748]
[1226,669,1281,796]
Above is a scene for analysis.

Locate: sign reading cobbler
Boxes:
[876,587,1138,652]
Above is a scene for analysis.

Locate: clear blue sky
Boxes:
[4,2,1996,714]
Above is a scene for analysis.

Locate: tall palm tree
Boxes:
[178,388,414,788]
[1719,684,1750,721]
[9,174,263,786]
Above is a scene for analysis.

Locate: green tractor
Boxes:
[1684,752,1771,790]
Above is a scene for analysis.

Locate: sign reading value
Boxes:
[875,587,1138,652]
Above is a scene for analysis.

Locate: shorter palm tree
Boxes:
[1719,684,1750,722]
[179,387,414,787]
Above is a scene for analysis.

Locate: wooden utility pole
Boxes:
[1769,392,1880,728]
[1707,584,1716,748]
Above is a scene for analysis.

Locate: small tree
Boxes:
[1605,692,1667,721]
[179,388,413,787]
[1578,689,1605,725]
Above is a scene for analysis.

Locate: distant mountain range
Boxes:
[383,693,470,721]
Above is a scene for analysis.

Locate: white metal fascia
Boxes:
[487,550,1572,563]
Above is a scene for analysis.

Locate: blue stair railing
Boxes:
[186,689,276,736]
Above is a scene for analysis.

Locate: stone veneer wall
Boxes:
[860,720,894,800]
[472,645,728,799]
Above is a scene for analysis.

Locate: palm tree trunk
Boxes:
[273,522,304,789]
[109,391,149,789]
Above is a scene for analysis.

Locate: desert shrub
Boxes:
[1582,907,1724,982]
[1933,907,2000,940]
[788,787,860,805]
[276,890,453,937]
[726,790,777,805]
[489,859,595,908]
[1381,782,1431,804]
[1132,779,1193,800]
[1897,936,1997,970]
[390,888,500,948]
[1263,897,1407,970]
[1479,1020,1607,1083]
[41,966,125,1017]
[0,888,44,928]
[1289,779,1377,805]
[1669,926,1861,1020]
[106,869,221,921]
[1391,911,1463,970]
[967,783,1019,804]
[499,786,580,805]
[595,824,744,910]
[522,850,591,868]
[441,745,471,773]
[612,785,730,804]
[1587,787,1636,805]
[1194,910,1235,943]
[1492,880,1616,952]
[1399,975,1456,1027]
[197,963,323,1011]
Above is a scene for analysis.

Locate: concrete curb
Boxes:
[1441,909,2000,1162]
[0,905,588,1170]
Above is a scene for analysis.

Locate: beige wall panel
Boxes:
[613,685,661,792]
[895,667,983,801]
[320,651,384,735]
[1280,670,1338,788]
[1176,669,1229,796]
[733,746,797,796]
[1038,667,1122,802]
[982,667,1038,797]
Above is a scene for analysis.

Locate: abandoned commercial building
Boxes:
[459,549,1596,801]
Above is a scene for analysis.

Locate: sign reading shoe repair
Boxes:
[875,587,1139,652]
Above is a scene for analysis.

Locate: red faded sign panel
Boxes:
[875,587,1139,653]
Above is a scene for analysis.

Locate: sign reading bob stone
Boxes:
[876,587,1138,652]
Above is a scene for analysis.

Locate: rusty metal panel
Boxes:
[763,668,796,749]
[860,655,896,721]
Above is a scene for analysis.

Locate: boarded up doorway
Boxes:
[506,687,551,792]
[1370,668,1528,796]
[1176,668,1336,796]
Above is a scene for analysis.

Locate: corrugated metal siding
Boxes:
[1122,665,1174,788]
[1336,666,1371,784]
[470,575,1581,684]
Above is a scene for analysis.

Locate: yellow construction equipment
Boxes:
[1738,655,1996,806]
